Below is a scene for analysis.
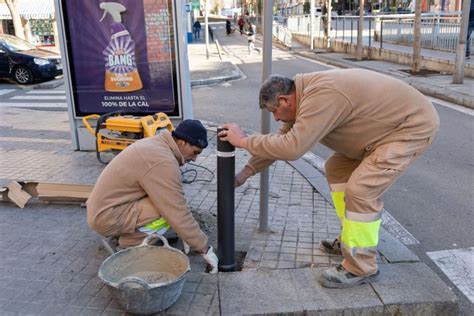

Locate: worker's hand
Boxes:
[219,123,248,149]
[235,166,253,187]
[201,246,219,274]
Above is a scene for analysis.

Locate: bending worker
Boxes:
[220,69,439,287]
[87,119,218,273]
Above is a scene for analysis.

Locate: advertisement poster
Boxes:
[62,0,179,116]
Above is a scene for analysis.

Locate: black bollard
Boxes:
[217,127,235,272]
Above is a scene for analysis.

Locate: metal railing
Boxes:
[273,23,293,48]
[280,12,470,54]
[380,16,462,51]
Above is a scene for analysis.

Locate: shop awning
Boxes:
[0,0,55,20]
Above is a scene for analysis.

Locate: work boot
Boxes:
[320,264,380,288]
[319,238,342,255]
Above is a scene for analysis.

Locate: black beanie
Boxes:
[172,119,208,149]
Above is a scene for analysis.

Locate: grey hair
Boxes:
[259,75,295,109]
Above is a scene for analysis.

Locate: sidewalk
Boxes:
[0,36,461,315]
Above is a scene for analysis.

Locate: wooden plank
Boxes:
[6,181,32,208]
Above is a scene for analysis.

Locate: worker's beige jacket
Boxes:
[246,69,440,172]
[86,131,208,252]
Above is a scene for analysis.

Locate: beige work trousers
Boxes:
[325,137,434,275]
[90,197,161,248]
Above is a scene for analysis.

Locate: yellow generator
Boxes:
[83,111,174,163]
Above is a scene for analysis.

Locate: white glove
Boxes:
[201,246,218,274]
[182,240,190,254]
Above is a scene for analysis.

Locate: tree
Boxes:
[452,0,471,83]
[356,0,364,60]
[4,0,25,40]
[411,0,422,73]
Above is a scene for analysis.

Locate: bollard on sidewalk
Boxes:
[216,128,236,272]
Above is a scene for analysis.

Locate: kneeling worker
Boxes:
[87,119,218,273]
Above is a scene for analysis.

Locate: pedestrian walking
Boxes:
[193,20,201,39]
[226,19,232,35]
[466,0,474,59]
[87,119,218,273]
[219,69,439,288]
[238,16,245,35]
[246,22,260,55]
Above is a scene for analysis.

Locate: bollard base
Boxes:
[218,251,247,272]
[218,263,236,272]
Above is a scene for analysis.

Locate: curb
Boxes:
[191,73,242,87]
[33,78,64,89]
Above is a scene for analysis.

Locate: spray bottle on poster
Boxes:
[100,2,143,92]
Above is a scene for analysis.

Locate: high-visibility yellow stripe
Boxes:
[331,191,345,223]
[341,218,381,248]
[143,217,170,231]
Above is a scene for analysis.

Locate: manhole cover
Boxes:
[399,69,447,76]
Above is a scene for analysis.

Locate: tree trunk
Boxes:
[327,0,332,50]
[5,0,25,40]
[412,0,422,73]
[452,0,471,84]
[356,0,364,60]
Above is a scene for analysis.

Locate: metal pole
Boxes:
[217,128,236,272]
[53,0,79,150]
[310,0,315,50]
[205,0,209,59]
[369,18,371,47]
[259,0,273,233]
[351,18,353,44]
[380,20,383,50]
[343,17,345,41]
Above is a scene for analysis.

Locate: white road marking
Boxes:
[0,89,16,96]
[427,96,474,116]
[11,95,66,100]
[427,247,474,303]
[26,90,65,94]
[0,102,66,108]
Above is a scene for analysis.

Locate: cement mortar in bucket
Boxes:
[98,234,190,314]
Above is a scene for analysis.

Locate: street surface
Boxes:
[0,23,472,313]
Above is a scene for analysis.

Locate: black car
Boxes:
[0,34,62,84]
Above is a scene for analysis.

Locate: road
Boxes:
[192,23,473,314]
[0,24,472,313]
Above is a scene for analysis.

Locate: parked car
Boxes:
[0,34,62,84]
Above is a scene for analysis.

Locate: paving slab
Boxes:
[373,262,459,315]
[219,269,304,315]
[290,268,384,315]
